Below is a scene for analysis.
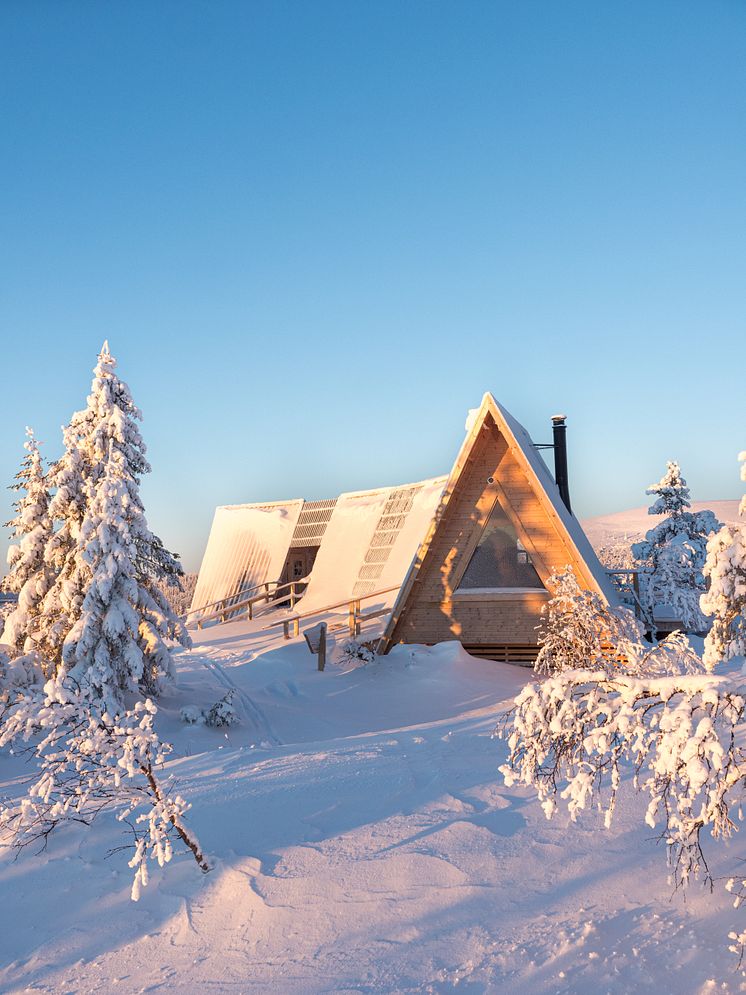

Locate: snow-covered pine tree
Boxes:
[1,429,54,658]
[61,441,149,705]
[701,450,746,671]
[38,342,190,696]
[632,460,721,632]
[644,459,692,517]
[0,346,205,898]
[38,409,95,663]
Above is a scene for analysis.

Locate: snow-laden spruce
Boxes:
[39,404,93,663]
[2,429,54,659]
[632,460,721,632]
[0,344,204,900]
[645,459,693,517]
[39,342,190,697]
[701,450,746,672]
[61,442,152,706]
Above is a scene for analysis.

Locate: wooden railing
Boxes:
[191,576,310,630]
[261,586,400,641]
[182,578,283,623]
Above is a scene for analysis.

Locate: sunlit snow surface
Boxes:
[1,620,744,994]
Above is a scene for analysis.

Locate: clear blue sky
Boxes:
[1,1,744,573]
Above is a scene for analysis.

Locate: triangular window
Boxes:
[457,498,544,590]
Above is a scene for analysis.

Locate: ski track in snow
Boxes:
[1,626,745,994]
[197,645,281,747]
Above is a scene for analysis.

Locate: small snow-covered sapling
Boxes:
[336,639,376,667]
[205,689,239,728]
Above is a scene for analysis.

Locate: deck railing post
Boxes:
[258,586,397,638]
[290,583,296,609]
[248,600,253,622]
[632,571,641,618]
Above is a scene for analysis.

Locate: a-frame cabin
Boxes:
[379,393,617,663]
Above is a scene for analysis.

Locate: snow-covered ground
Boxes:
[2,620,746,994]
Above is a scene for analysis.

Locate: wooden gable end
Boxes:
[386,411,599,651]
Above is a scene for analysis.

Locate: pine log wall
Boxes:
[388,413,597,653]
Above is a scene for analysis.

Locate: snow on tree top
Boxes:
[645,460,691,517]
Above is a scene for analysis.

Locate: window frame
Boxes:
[451,491,548,595]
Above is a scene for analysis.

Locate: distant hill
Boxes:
[582,500,741,555]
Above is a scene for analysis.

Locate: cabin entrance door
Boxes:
[281,546,319,593]
[289,551,307,583]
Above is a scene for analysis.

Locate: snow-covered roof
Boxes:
[299,476,447,615]
[191,500,304,614]
[190,479,448,618]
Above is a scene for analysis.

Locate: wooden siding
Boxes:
[388,413,599,648]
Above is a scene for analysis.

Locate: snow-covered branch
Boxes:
[0,674,208,900]
[535,567,704,677]
[499,669,745,889]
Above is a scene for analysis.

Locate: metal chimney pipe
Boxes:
[551,415,572,514]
